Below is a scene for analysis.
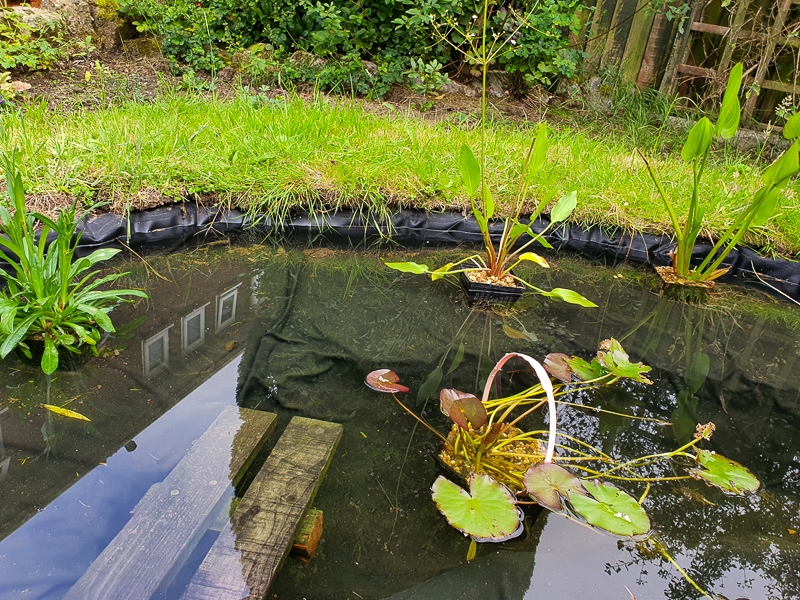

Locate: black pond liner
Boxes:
[15,203,800,303]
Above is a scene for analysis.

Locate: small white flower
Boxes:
[472,14,478,19]
[510,39,516,45]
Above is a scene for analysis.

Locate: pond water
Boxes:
[0,239,798,600]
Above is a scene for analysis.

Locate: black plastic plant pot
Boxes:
[459,272,524,306]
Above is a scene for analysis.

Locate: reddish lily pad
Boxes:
[432,473,524,542]
[688,449,759,495]
[365,369,410,393]
[523,463,585,511]
[440,388,487,430]
[544,353,574,383]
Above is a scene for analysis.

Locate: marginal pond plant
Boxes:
[0,153,148,374]
[639,63,800,287]
[385,0,594,308]
[366,341,760,592]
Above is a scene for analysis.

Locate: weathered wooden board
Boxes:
[180,416,343,600]
[65,407,277,600]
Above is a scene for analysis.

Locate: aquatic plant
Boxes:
[385,0,594,308]
[639,64,800,286]
[0,152,148,374]
[365,341,760,561]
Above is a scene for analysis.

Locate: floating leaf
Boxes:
[569,480,650,536]
[502,324,530,340]
[565,356,606,382]
[544,353,573,383]
[365,369,410,393]
[596,338,652,384]
[539,288,598,308]
[466,538,477,561]
[524,463,585,512]
[42,404,91,422]
[431,473,523,542]
[689,449,759,495]
[384,261,430,275]
[417,366,443,407]
[440,388,487,430]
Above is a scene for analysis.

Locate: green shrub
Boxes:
[118,0,584,93]
[0,9,65,71]
[0,152,147,374]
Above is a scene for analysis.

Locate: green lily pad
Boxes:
[689,449,759,495]
[523,463,585,511]
[569,480,650,536]
[431,473,523,542]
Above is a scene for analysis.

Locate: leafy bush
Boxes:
[0,153,147,374]
[0,9,65,71]
[118,0,584,93]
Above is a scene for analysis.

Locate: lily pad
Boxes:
[569,480,650,536]
[523,463,585,511]
[544,353,573,383]
[365,369,410,393]
[431,473,524,542]
[440,388,487,430]
[689,449,759,495]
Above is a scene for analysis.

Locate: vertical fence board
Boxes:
[621,0,658,83]
[637,8,680,87]
[585,0,619,73]
[602,0,641,70]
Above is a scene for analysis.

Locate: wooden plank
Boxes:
[744,0,793,118]
[637,8,680,87]
[677,64,716,77]
[659,0,707,95]
[601,0,640,71]
[180,417,343,600]
[717,0,753,75]
[585,0,618,72]
[759,79,799,93]
[65,407,277,600]
[690,21,729,35]
[620,0,657,84]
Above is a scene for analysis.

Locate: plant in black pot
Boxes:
[0,152,148,374]
[385,0,595,308]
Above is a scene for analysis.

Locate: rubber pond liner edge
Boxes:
[37,204,800,303]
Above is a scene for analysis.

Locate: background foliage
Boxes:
[117,0,584,94]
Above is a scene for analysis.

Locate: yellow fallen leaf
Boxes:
[789,529,797,535]
[502,324,530,340]
[42,404,91,422]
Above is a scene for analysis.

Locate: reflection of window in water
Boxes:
[0,407,8,483]
[142,326,172,378]
[181,303,210,354]
[216,284,241,331]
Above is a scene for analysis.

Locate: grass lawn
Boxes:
[5,90,800,257]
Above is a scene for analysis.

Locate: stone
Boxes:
[7,6,64,35]
[40,0,95,39]
[485,70,511,98]
[362,60,378,77]
[442,80,477,97]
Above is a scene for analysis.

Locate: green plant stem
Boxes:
[390,393,448,444]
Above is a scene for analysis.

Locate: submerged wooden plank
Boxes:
[180,417,343,600]
[65,407,277,600]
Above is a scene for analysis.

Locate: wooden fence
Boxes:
[580,0,800,123]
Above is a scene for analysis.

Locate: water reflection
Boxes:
[1,244,799,600]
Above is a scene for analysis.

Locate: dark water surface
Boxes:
[0,241,798,599]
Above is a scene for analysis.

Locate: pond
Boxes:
[0,238,798,600]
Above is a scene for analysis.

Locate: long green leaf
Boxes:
[526,122,549,183]
[540,288,597,307]
[550,191,577,224]
[41,336,59,375]
[0,312,41,357]
[458,144,481,197]
[763,141,799,187]
[384,261,430,275]
[681,118,715,162]
[783,111,800,140]
[716,63,742,139]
